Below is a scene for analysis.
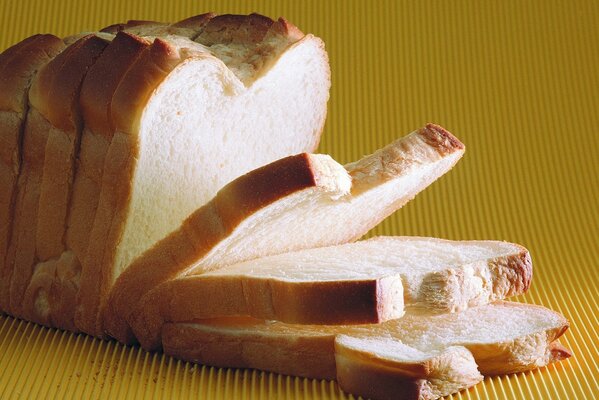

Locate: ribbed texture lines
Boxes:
[1,0,598,398]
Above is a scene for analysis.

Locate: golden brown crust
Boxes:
[110,38,182,133]
[103,153,324,342]
[39,35,109,130]
[100,20,164,34]
[170,13,216,38]
[130,274,402,350]
[548,341,573,362]
[80,32,151,136]
[0,35,64,313]
[23,36,110,326]
[162,322,337,380]
[421,123,465,155]
[0,34,64,113]
[7,36,108,318]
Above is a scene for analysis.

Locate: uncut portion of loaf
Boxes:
[107,123,465,346]
[75,14,329,336]
[164,302,571,400]
[130,236,532,349]
[0,34,64,314]
[3,35,110,319]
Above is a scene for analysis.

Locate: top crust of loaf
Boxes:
[0,34,64,113]
[100,20,166,34]
[110,38,183,134]
[421,123,465,155]
[29,35,110,130]
[80,32,151,136]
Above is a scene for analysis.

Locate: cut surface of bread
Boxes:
[107,123,465,345]
[0,34,64,313]
[75,14,329,336]
[163,302,570,400]
[130,236,532,349]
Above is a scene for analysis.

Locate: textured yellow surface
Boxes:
[1,0,598,399]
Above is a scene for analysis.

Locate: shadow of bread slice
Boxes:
[0,34,64,314]
[76,14,329,336]
[130,236,531,350]
[106,123,465,344]
[163,301,570,400]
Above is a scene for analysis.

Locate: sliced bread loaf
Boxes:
[163,301,571,400]
[130,236,532,349]
[0,34,64,313]
[105,123,465,343]
[75,14,329,336]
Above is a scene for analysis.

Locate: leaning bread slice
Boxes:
[163,301,571,400]
[131,237,531,349]
[4,35,108,318]
[106,123,465,343]
[77,14,329,336]
[0,34,64,313]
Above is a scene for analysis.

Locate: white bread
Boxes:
[3,14,324,332]
[74,14,328,336]
[0,34,64,313]
[131,236,532,349]
[163,301,571,400]
[106,123,465,344]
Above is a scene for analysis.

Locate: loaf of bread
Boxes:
[0,13,570,400]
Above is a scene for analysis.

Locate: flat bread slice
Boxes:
[164,301,571,400]
[131,236,531,349]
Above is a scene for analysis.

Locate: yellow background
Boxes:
[1,0,598,398]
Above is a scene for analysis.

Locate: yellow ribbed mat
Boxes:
[1,0,598,398]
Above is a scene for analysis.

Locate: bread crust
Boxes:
[163,320,338,380]
[130,274,404,350]
[6,35,108,319]
[17,35,109,324]
[0,34,64,313]
[414,246,532,313]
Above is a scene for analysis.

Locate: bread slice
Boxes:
[130,236,532,349]
[100,13,215,38]
[163,301,571,400]
[0,34,64,313]
[105,123,465,343]
[76,14,329,336]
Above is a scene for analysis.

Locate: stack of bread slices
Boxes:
[0,12,570,400]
